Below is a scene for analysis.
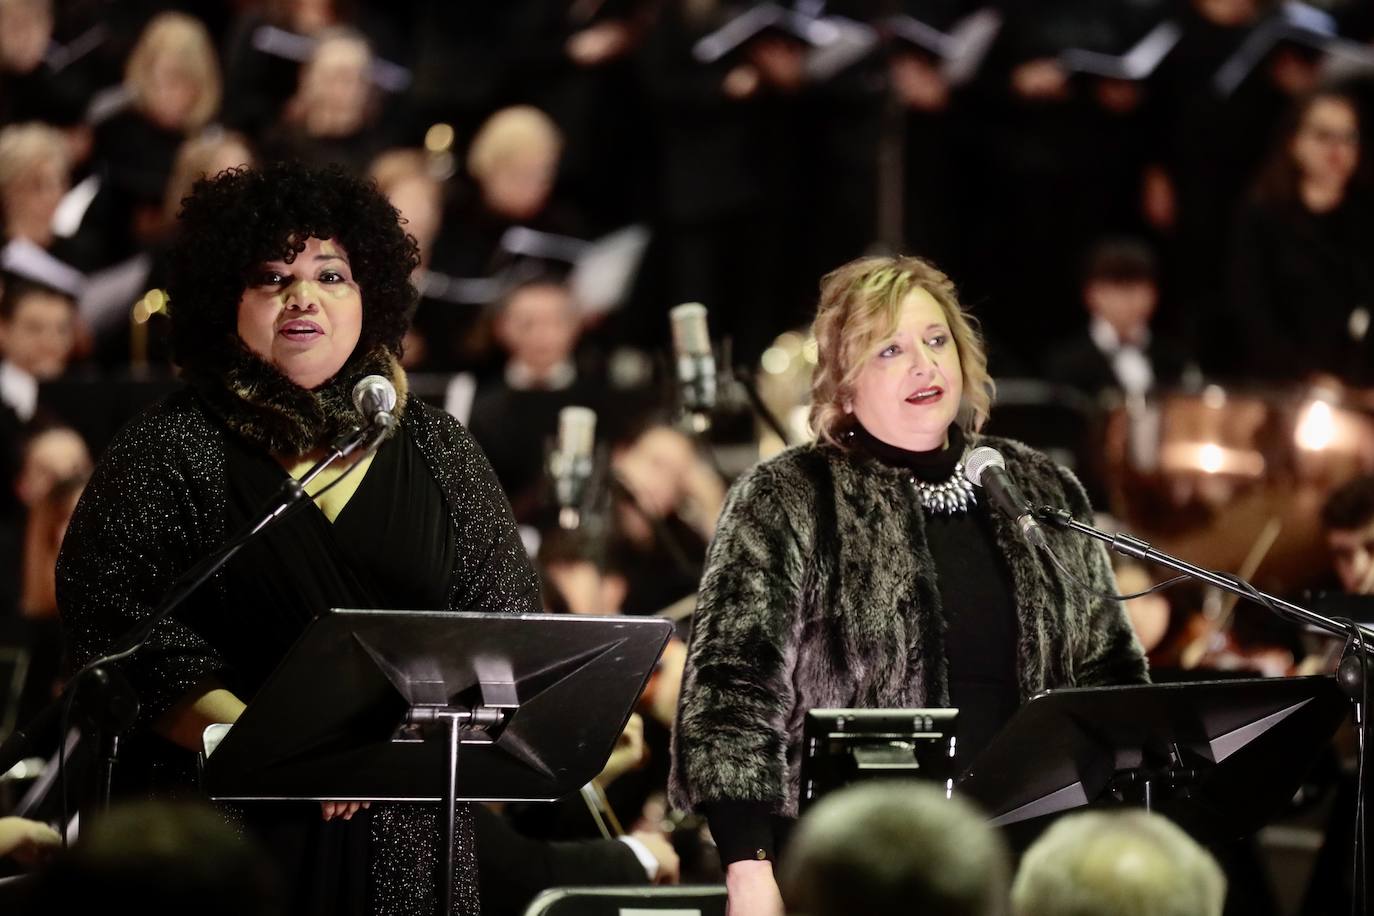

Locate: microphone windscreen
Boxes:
[963,446,1006,487]
[557,406,597,459]
[352,375,397,415]
[669,302,711,356]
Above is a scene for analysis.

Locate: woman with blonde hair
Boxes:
[0,121,69,248]
[466,105,563,224]
[669,255,1147,916]
[261,28,391,173]
[124,12,222,135]
[92,12,222,249]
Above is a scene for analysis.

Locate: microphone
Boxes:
[352,375,397,431]
[550,405,596,530]
[669,302,717,433]
[963,446,1048,549]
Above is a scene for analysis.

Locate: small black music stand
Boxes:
[956,676,1349,838]
[798,708,959,813]
[202,609,672,913]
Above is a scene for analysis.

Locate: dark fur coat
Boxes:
[669,435,1147,817]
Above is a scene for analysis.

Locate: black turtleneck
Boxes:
[850,422,1021,773]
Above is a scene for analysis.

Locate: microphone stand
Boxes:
[0,419,390,831]
[1035,506,1374,653]
[1035,504,1372,911]
[721,336,790,447]
[731,365,792,447]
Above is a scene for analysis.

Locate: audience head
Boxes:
[808,255,993,447]
[494,278,580,378]
[1011,809,1226,916]
[1256,88,1364,209]
[0,0,53,76]
[467,106,563,221]
[1081,238,1159,345]
[1321,474,1374,593]
[124,12,221,133]
[28,800,285,916]
[780,780,1011,916]
[0,274,77,379]
[0,122,69,246]
[369,149,444,266]
[286,28,374,140]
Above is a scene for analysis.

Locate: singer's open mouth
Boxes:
[905,386,943,405]
[279,320,324,340]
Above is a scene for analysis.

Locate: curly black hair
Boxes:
[165,160,419,374]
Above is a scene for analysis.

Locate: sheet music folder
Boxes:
[957,676,1348,836]
[203,609,673,803]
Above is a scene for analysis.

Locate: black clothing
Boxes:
[57,385,542,915]
[257,122,395,177]
[1042,327,1192,398]
[1144,7,1288,352]
[1229,193,1374,383]
[674,431,1147,866]
[218,425,456,692]
[474,805,647,916]
[466,375,609,524]
[208,425,456,915]
[0,62,92,128]
[850,423,1020,769]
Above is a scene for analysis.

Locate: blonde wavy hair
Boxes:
[125,12,221,131]
[808,255,994,446]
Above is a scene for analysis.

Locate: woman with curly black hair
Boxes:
[56,161,541,915]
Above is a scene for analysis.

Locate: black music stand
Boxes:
[956,676,1349,839]
[202,609,673,913]
[798,708,959,813]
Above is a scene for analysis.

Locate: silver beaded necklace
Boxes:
[910,456,977,515]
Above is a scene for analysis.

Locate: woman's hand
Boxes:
[630,828,681,884]
[153,678,246,753]
[321,801,371,821]
[596,713,647,788]
[725,859,784,916]
[0,817,62,868]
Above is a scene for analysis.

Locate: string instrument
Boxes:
[1177,516,1287,674]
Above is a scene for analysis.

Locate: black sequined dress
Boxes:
[57,388,542,915]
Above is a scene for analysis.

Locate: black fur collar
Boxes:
[187,340,409,456]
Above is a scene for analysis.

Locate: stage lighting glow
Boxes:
[1296,399,1335,451]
